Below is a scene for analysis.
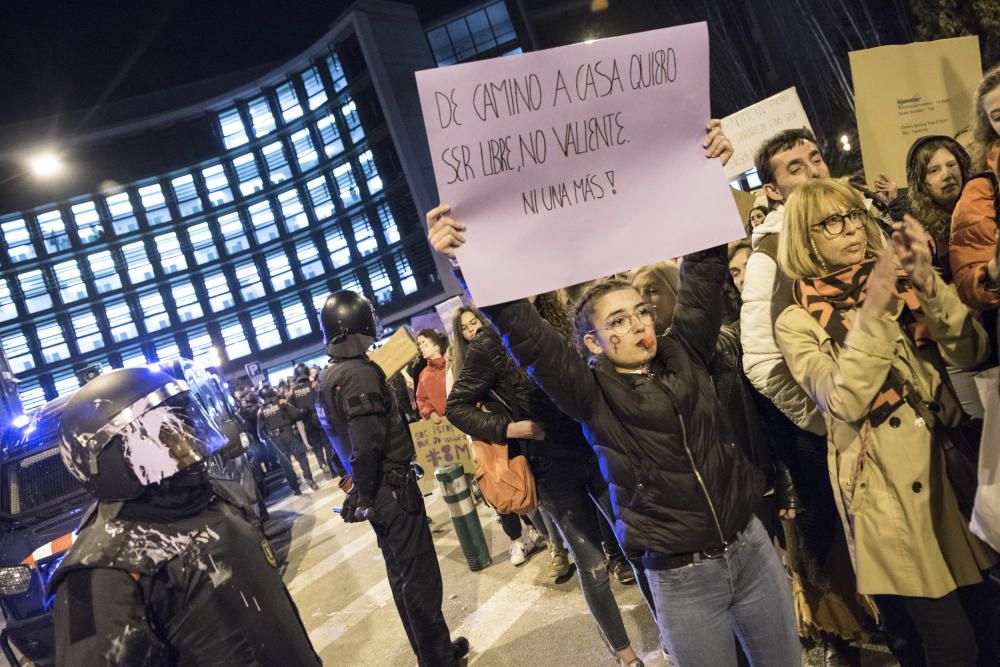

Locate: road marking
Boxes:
[309,578,395,654]
[287,524,379,595]
[456,573,546,663]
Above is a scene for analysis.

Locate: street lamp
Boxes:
[28,152,64,178]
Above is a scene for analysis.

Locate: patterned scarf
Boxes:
[794,259,930,427]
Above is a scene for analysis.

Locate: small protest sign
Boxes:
[721,87,812,180]
[409,419,476,495]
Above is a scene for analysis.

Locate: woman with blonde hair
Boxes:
[775,178,996,666]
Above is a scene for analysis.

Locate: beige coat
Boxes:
[775,272,996,597]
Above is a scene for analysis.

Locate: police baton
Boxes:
[332,506,374,521]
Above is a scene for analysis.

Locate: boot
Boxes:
[547,545,571,579]
[307,479,319,491]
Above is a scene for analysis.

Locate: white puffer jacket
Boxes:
[739,207,826,435]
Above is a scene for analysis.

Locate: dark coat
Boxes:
[484,247,765,555]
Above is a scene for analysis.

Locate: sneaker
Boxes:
[547,545,571,579]
[523,525,546,549]
[510,539,528,566]
[307,479,319,491]
[608,557,636,585]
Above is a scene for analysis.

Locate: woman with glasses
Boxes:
[425,204,801,666]
[774,178,996,667]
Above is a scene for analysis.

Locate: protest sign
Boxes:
[850,36,982,185]
[369,327,418,378]
[409,419,476,495]
[721,87,812,180]
[416,22,743,306]
[435,295,466,338]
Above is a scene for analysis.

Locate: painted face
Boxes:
[923,147,963,210]
[984,85,1000,141]
[767,141,830,203]
[810,208,869,273]
[416,335,442,360]
[584,288,657,370]
[728,247,752,294]
[632,273,676,334]
[459,311,482,342]
[749,208,766,228]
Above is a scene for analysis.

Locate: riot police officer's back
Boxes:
[257,385,318,493]
[50,367,321,666]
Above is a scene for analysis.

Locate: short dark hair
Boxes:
[416,328,449,354]
[753,128,820,187]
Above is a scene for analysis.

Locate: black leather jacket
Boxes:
[484,247,765,555]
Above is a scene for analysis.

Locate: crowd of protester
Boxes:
[413,63,1000,667]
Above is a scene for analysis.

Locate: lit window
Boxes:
[1,329,34,373]
[172,280,203,321]
[20,269,52,313]
[121,241,155,285]
[290,128,318,171]
[37,319,70,363]
[306,176,334,220]
[248,201,278,244]
[139,290,170,332]
[358,150,382,193]
[18,378,46,411]
[70,201,103,244]
[219,212,249,254]
[119,346,148,368]
[54,371,80,398]
[337,270,363,294]
[232,153,263,196]
[218,108,249,148]
[325,228,351,268]
[204,271,235,312]
[88,251,121,293]
[302,66,328,110]
[395,251,418,294]
[368,261,393,305]
[202,164,233,207]
[340,97,364,143]
[277,188,308,232]
[332,162,360,207]
[326,53,347,92]
[311,284,331,313]
[153,336,181,363]
[105,299,138,342]
[262,141,292,184]
[351,214,378,256]
[375,202,400,244]
[1,218,35,262]
[251,307,281,349]
[188,222,219,265]
[235,261,266,302]
[265,250,294,290]
[276,82,303,122]
[105,192,139,235]
[155,231,187,273]
[72,309,104,353]
[282,297,311,339]
[314,112,344,157]
[220,317,251,360]
[186,326,216,368]
[37,209,70,253]
[0,279,16,322]
[170,174,203,217]
[297,238,323,279]
[54,259,88,303]
[247,96,276,137]
[138,184,171,225]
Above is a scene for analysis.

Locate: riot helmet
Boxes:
[320,290,379,355]
[294,363,310,379]
[258,385,277,401]
[59,367,227,501]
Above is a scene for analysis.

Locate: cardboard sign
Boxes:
[721,87,812,180]
[416,22,743,306]
[850,36,982,185]
[368,327,418,378]
[409,419,476,495]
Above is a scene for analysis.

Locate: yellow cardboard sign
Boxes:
[368,327,418,378]
[409,418,476,494]
[850,36,982,185]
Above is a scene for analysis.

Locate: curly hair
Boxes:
[570,278,637,358]
[416,328,449,356]
[972,65,1000,171]
[534,290,574,341]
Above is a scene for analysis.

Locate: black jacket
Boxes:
[484,246,764,555]
[445,325,591,467]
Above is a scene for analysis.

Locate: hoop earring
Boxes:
[808,236,830,274]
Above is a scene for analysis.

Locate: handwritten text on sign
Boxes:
[416,23,743,306]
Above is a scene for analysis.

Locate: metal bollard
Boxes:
[435,463,492,571]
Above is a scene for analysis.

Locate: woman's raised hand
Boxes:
[426,204,466,259]
[891,215,934,295]
[861,249,897,317]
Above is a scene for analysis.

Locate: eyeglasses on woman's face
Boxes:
[812,208,868,238]
[590,303,656,337]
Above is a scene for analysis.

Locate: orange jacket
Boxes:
[950,175,1000,311]
[416,357,448,420]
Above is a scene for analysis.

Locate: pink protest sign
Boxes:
[416,22,744,306]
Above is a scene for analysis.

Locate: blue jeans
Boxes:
[646,517,798,667]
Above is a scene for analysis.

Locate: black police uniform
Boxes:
[317,353,458,667]
[50,480,321,666]
[289,375,345,477]
[257,395,314,492]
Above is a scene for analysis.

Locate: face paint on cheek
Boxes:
[609,334,621,354]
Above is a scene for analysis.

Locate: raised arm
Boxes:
[663,244,728,367]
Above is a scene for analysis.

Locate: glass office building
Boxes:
[0,2,454,411]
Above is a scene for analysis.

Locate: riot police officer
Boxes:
[257,385,319,494]
[315,290,468,667]
[50,367,322,666]
[288,364,346,479]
